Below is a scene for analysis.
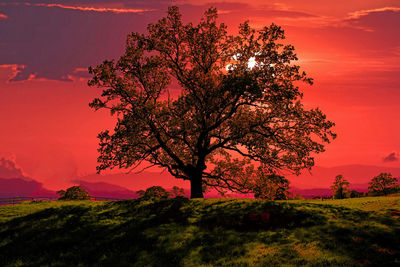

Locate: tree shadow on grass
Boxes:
[0,199,399,266]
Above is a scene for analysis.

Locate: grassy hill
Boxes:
[0,197,399,266]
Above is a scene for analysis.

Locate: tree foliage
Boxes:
[137,186,170,200]
[171,186,186,198]
[252,172,291,200]
[368,173,399,196]
[331,175,350,199]
[88,6,336,198]
[349,190,360,198]
[57,186,92,200]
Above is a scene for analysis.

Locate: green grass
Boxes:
[0,197,399,266]
[290,196,400,216]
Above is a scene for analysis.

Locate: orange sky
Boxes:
[0,0,399,191]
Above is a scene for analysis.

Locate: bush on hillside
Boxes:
[137,186,170,200]
[57,186,92,200]
[170,186,187,198]
[349,190,360,198]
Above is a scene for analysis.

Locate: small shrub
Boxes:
[170,186,187,198]
[137,186,170,200]
[57,186,91,200]
[349,190,360,198]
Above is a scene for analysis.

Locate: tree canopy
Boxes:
[136,186,170,200]
[368,173,399,196]
[57,186,92,200]
[331,174,350,199]
[253,173,291,200]
[88,6,336,198]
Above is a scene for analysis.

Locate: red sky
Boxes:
[0,0,399,192]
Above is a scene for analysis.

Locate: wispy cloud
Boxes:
[332,6,400,33]
[0,156,26,179]
[348,7,400,19]
[26,3,153,14]
[0,64,26,83]
[0,13,8,20]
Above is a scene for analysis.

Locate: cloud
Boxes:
[383,152,399,162]
[0,157,56,197]
[0,3,156,82]
[347,7,400,20]
[180,2,318,20]
[343,6,400,33]
[0,64,28,82]
[0,156,29,179]
[0,1,318,82]
[28,3,153,14]
[0,13,8,20]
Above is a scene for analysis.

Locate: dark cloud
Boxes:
[0,1,319,82]
[0,177,56,197]
[0,157,55,197]
[343,8,400,45]
[0,157,25,179]
[383,152,399,162]
[0,3,161,81]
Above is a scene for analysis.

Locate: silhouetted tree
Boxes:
[57,186,92,200]
[88,6,336,198]
[331,175,350,199]
[137,186,170,200]
[349,190,360,198]
[368,173,399,196]
[170,186,186,198]
[252,172,291,200]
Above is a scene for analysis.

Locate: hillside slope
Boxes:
[0,197,399,266]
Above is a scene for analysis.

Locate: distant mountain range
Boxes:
[1,164,399,199]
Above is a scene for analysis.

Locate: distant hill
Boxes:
[1,164,399,199]
[0,177,56,198]
[76,180,139,199]
[77,171,189,192]
[290,183,370,199]
[288,164,400,188]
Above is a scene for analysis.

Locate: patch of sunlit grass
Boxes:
[0,196,399,266]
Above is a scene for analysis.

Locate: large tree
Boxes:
[368,173,399,196]
[88,6,336,198]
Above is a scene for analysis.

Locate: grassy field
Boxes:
[0,196,399,266]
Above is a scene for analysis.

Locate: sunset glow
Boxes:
[0,0,399,196]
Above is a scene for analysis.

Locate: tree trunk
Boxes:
[190,173,204,199]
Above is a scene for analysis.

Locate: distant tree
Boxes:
[88,6,336,198]
[170,186,186,198]
[349,190,360,198]
[57,186,92,200]
[252,171,291,200]
[137,186,170,200]
[331,175,350,199]
[368,173,399,196]
[136,190,145,198]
